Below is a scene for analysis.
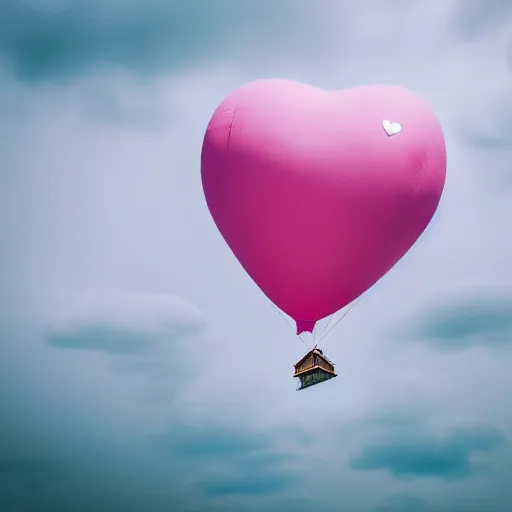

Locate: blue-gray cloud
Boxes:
[200,472,296,497]
[0,0,303,82]
[376,494,428,512]
[150,423,300,497]
[44,290,206,354]
[0,457,75,511]
[398,286,512,350]
[0,455,186,512]
[79,83,174,130]
[153,424,269,458]
[461,102,512,154]
[0,457,65,492]
[451,0,512,39]
[46,324,162,353]
[0,322,194,512]
[351,426,505,480]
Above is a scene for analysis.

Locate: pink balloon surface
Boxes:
[201,79,446,334]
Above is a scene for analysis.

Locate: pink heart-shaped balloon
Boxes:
[201,80,446,334]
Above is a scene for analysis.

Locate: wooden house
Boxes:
[293,348,337,390]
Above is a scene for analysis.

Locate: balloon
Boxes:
[201,79,446,335]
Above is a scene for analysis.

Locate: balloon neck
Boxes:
[296,320,317,335]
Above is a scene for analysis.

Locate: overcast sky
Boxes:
[1,1,512,511]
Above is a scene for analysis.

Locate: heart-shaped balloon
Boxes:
[201,80,446,334]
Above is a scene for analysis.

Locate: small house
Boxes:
[293,348,337,390]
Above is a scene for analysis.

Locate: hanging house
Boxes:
[293,348,337,390]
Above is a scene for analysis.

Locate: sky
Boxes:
[1,0,512,510]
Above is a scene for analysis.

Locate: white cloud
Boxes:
[45,288,206,339]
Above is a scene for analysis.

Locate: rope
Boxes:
[271,293,364,352]
[315,296,363,347]
[316,313,335,342]
[270,303,311,350]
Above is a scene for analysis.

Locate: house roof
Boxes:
[293,348,335,369]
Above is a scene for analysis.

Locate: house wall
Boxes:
[296,353,314,373]
[318,358,334,373]
[298,368,336,390]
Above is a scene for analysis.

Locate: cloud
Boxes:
[2,0,512,510]
[77,76,175,129]
[450,0,512,40]
[0,0,305,82]
[460,96,512,152]
[44,289,206,353]
[0,320,198,512]
[0,440,190,512]
[200,473,296,497]
[399,285,512,351]
[150,423,299,497]
[376,494,428,512]
[153,424,270,458]
[0,457,65,492]
[351,420,505,480]
[0,459,62,511]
